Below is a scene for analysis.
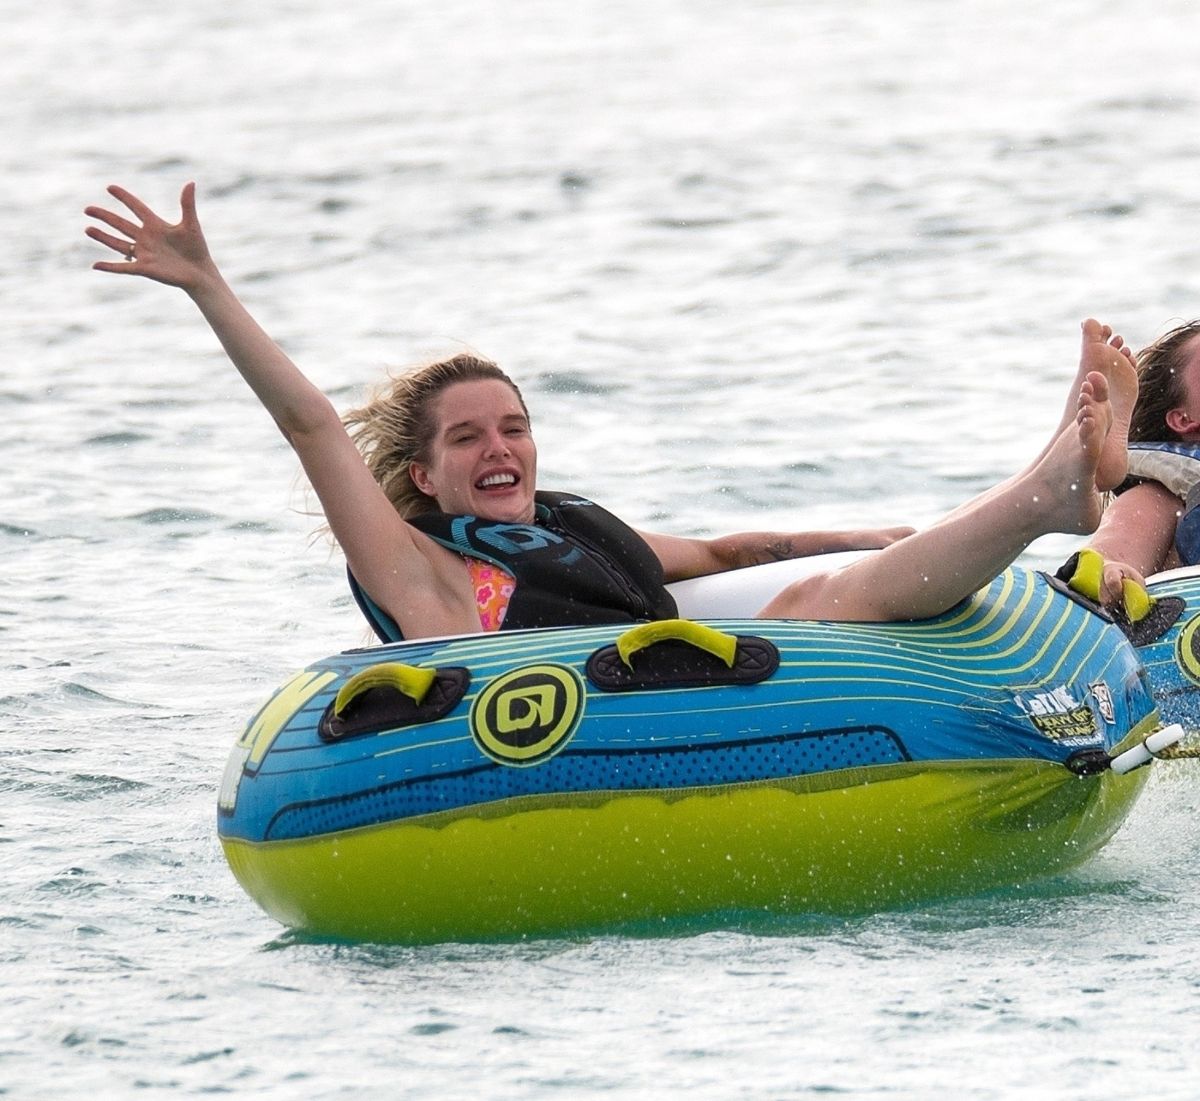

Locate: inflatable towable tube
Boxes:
[1129,565,1200,735]
[217,560,1174,944]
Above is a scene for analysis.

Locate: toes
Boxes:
[1078,371,1109,405]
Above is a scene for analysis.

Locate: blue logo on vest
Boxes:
[474,523,565,556]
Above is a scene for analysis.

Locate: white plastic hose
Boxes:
[1109,723,1185,774]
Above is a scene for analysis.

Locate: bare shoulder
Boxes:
[349,523,483,640]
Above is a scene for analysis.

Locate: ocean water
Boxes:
[5,0,1200,1096]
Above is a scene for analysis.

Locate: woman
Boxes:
[332,351,919,638]
[85,183,1134,641]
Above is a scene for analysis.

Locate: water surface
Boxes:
[5,1,1200,1096]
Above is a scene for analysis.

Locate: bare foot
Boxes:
[1031,370,1110,535]
[1079,318,1138,491]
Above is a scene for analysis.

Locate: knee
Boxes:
[758,567,893,623]
[757,572,838,620]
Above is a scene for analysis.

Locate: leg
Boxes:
[760,372,1116,623]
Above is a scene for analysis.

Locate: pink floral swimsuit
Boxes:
[466,558,516,631]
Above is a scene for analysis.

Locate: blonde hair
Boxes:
[342,353,529,519]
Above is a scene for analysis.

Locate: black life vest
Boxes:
[349,491,678,642]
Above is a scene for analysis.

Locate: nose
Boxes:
[482,429,511,458]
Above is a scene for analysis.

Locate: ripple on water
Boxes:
[0,521,41,538]
[67,772,152,798]
[37,868,106,897]
[1,768,150,801]
[409,1022,458,1036]
[225,518,279,533]
[24,685,151,730]
[83,430,152,446]
[124,507,225,525]
[537,370,623,395]
[0,682,138,720]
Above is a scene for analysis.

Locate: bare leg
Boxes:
[1042,318,1137,491]
[760,373,1114,623]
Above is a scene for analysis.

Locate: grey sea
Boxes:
[5,0,1200,1097]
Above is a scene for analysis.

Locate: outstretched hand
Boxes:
[85,183,216,291]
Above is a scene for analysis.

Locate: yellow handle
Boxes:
[1065,551,1155,624]
[1064,548,1104,602]
[334,662,437,716]
[615,619,739,669]
[1121,578,1153,624]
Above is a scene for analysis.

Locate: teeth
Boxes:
[478,473,516,488]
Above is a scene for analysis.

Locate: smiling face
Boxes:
[409,378,538,522]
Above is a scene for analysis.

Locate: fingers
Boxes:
[84,184,168,250]
[1099,563,1123,605]
[106,184,157,225]
[1099,561,1146,606]
[84,225,135,258]
[85,195,140,274]
[85,184,168,272]
[86,181,199,245]
[180,181,198,223]
[91,260,141,275]
[84,204,140,240]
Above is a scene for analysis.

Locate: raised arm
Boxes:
[87,183,346,436]
[85,184,477,638]
[637,525,915,583]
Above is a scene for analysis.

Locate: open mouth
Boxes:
[476,472,519,491]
